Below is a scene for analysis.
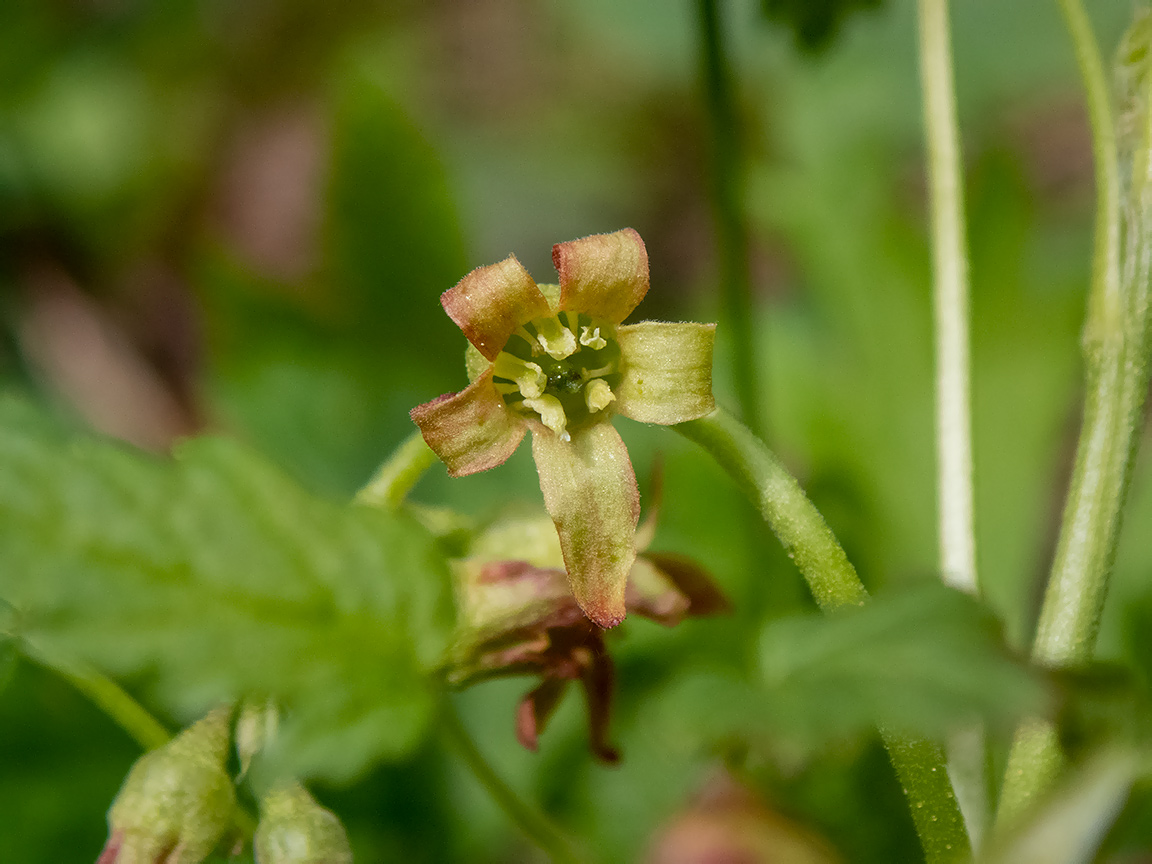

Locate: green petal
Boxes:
[615,322,716,424]
[531,424,639,628]
[411,369,526,476]
[442,255,550,360]
[553,229,649,325]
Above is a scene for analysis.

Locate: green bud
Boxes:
[254,782,353,864]
[235,698,279,780]
[100,706,236,864]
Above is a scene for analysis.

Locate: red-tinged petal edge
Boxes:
[443,255,551,361]
[411,369,526,477]
[553,228,649,325]
[516,678,568,752]
[531,424,640,628]
[97,831,124,864]
[615,322,716,425]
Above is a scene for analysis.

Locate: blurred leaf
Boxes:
[326,64,467,380]
[654,584,1046,757]
[759,583,1046,739]
[982,750,1136,864]
[0,395,453,782]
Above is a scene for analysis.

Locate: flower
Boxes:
[445,507,729,762]
[411,229,716,628]
[98,707,236,864]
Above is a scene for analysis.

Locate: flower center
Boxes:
[492,311,621,440]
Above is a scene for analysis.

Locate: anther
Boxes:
[523,395,569,440]
[585,379,615,413]
[534,316,578,360]
[579,326,607,350]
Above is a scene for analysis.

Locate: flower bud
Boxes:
[99,706,236,864]
[254,782,353,864]
[235,698,280,780]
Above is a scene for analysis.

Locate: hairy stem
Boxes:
[695,0,764,437]
[357,430,437,511]
[917,0,985,847]
[676,407,971,862]
[996,0,1152,829]
[442,702,590,864]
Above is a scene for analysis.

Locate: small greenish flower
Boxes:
[98,707,236,864]
[412,229,716,628]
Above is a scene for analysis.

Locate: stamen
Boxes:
[534,316,578,360]
[579,325,607,350]
[523,395,570,440]
[514,325,542,355]
[493,353,547,398]
[581,363,615,380]
[585,379,616,413]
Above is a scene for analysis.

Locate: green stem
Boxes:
[676,407,971,862]
[997,0,1151,829]
[677,407,865,611]
[442,702,590,864]
[24,642,170,750]
[356,430,437,510]
[917,0,986,847]
[695,0,764,438]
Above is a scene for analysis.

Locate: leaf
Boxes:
[758,583,1048,743]
[0,396,453,782]
[652,584,1047,757]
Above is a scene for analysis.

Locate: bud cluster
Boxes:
[97,704,353,864]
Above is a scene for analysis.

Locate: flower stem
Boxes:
[996,0,1152,830]
[695,0,764,438]
[356,430,437,511]
[441,702,590,864]
[675,407,971,862]
[677,407,865,611]
[917,0,986,847]
[23,641,170,750]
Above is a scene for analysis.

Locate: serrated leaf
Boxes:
[758,584,1048,742]
[652,584,1047,757]
[0,396,453,782]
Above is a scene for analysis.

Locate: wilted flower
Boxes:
[411,229,716,628]
[254,782,353,864]
[98,707,236,864]
[446,507,728,763]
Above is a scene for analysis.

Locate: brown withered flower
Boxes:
[446,498,727,763]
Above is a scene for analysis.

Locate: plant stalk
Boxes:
[356,430,437,511]
[917,0,986,848]
[23,641,170,750]
[676,407,970,862]
[442,702,590,864]
[998,0,1152,828]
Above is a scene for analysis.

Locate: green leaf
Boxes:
[653,584,1047,755]
[0,396,453,782]
[758,583,1047,742]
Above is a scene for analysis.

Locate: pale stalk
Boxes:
[917,0,986,848]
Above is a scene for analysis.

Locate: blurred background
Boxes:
[4,0,1152,861]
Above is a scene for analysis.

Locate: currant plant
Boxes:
[5,2,1152,864]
